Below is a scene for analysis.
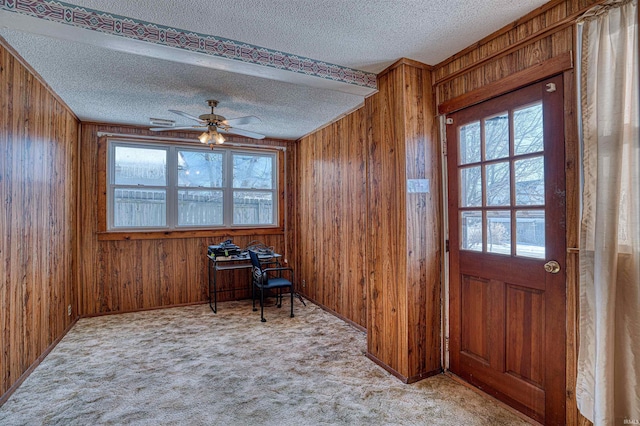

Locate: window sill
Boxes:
[97,227,285,241]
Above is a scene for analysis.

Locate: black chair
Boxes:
[249,250,294,322]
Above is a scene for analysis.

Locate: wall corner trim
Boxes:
[378,58,434,78]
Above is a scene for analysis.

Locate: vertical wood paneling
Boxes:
[78,123,296,316]
[297,59,441,380]
[367,68,405,371]
[433,0,605,107]
[296,108,368,327]
[1,41,78,402]
[366,61,441,382]
[404,65,441,377]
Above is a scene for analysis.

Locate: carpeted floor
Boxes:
[0,299,533,425]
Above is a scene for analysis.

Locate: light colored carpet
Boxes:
[0,299,532,425]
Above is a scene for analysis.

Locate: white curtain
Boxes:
[576,0,639,425]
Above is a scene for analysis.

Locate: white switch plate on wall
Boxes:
[407,179,430,193]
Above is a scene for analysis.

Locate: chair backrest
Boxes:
[248,250,261,269]
[248,250,264,284]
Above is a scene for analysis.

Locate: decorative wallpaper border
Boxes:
[0,0,377,90]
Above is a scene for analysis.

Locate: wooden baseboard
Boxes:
[0,317,79,407]
[80,300,209,318]
[302,296,443,385]
[299,294,366,333]
[366,352,442,384]
[406,368,443,384]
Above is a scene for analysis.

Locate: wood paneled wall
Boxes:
[296,107,368,328]
[296,58,442,380]
[365,60,441,382]
[433,0,603,107]
[0,41,79,403]
[78,123,296,316]
[432,1,604,423]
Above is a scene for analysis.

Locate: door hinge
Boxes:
[445,239,450,252]
[445,337,450,352]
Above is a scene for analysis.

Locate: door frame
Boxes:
[438,67,581,424]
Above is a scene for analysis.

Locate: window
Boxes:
[107,140,278,231]
[457,102,546,259]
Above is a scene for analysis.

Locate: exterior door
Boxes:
[447,75,566,424]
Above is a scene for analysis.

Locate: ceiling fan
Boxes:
[150,100,265,144]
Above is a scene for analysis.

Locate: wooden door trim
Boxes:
[541,74,568,424]
[438,52,572,115]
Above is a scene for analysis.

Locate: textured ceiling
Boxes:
[0,30,365,139]
[41,0,548,70]
[0,0,549,140]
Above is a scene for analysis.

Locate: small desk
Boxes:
[207,252,281,313]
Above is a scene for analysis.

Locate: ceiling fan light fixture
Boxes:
[198,128,225,145]
[213,130,225,144]
[198,131,210,144]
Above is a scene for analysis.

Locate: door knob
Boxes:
[544,260,561,274]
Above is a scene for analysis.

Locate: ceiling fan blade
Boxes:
[150,126,206,131]
[222,116,261,127]
[168,109,205,123]
[219,127,265,140]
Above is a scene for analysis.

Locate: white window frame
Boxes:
[107,139,278,231]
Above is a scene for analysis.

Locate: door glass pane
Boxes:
[113,188,166,227]
[486,162,510,206]
[459,121,481,165]
[233,191,274,225]
[114,146,166,185]
[178,151,223,188]
[460,166,482,207]
[461,211,482,251]
[178,190,223,226]
[514,102,543,155]
[515,156,544,205]
[485,112,509,160]
[487,211,511,255]
[516,210,545,258]
[233,154,273,189]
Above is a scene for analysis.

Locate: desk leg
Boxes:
[208,258,217,314]
[213,264,218,313]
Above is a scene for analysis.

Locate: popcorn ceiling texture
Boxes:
[0,0,547,139]
[0,301,533,425]
[0,29,364,139]
[52,0,548,69]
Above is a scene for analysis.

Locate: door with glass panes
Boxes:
[446,76,566,424]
